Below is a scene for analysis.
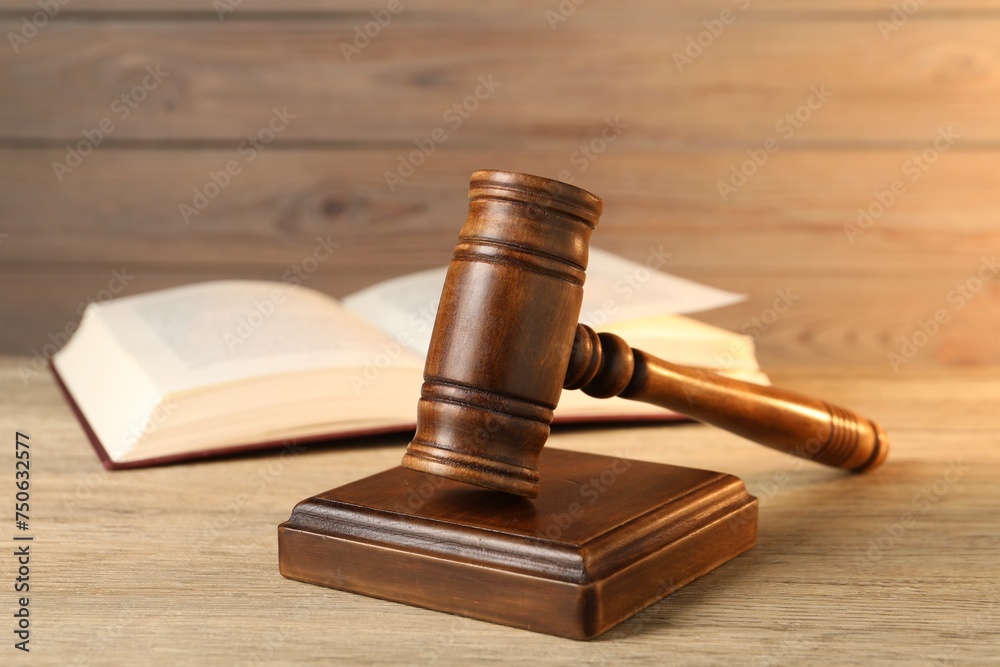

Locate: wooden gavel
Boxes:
[402,170,889,497]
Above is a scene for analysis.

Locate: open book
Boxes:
[51,249,767,469]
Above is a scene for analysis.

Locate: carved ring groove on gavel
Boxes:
[402,170,889,497]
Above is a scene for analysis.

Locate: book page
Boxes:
[94,281,424,395]
[342,247,745,355]
[578,247,745,325]
[604,314,761,372]
[341,266,444,356]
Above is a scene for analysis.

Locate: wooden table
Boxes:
[1,358,997,665]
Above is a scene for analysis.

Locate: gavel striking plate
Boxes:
[279,170,889,639]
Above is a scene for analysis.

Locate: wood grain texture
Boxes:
[1,359,996,663]
[401,170,600,496]
[3,1,1000,11]
[280,448,757,639]
[1,1,998,368]
[1,148,994,270]
[3,145,997,365]
[397,169,887,499]
[2,16,998,143]
[568,324,888,471]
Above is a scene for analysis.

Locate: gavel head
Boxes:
[401,170,603,497]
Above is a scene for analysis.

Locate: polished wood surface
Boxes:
[280,448,757,639]
[402,172,887,497]
[1,359,996,663]
[3,3,1000,369]
[568,324,888,472]
[402,171,601,497]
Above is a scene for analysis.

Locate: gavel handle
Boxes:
[564,324,889,471]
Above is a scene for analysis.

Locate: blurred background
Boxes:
[1,0,997,370]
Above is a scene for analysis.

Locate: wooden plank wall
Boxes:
[1,1,998,370]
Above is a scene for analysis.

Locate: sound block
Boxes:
[278,448,757,639]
